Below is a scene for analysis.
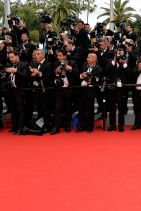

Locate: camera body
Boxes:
[115,49,126,62]
[1,71,15,89]
[61,15,77,27]
[54,61,67,87]
[40,12,52,24]
[7,14,20,26]
[115,21,126,30]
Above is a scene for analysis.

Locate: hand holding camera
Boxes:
[65,65,72,72]
[5,67,17,73]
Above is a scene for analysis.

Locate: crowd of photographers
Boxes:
[0,13,141,135]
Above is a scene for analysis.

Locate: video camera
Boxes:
[7,14,20,26]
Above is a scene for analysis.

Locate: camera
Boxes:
[94,22,105,39]
[115,21,126,30]
[7,14,20,26]
[45,31,57,49]
[40,12,52,24]
[115,49,126,61]
[0,64,4,72]
[1,76,15,89]
[60,15,77,28]
[54,61,67,87]
[95,22,104,32]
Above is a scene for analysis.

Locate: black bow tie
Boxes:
[38,63,42,66]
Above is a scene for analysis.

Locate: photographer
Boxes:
[18,32,36,63]
[74,20,91,64]
[29,49,55,133]
[64,39,84,69]
[8,15,29,47]
[39,21,57,55]
[94,22,114,41]
[51,49,80,135]
[0,60,4,129]
[104,49,130,132]
[77,53,102,132]
[5,50,30,134]
[125,25,137,43]
[131,60,141,130]
[114,23,126,47]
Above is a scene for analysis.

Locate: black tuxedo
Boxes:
[96,49,111,71]
[126,32,137,42]
[52,60,80,130]
[67,46,84,69]
[29,60,55,129]
[7,61,30,131]
[114,31,125,47]
[11,26,29,47]
[131,70,141,127]
[18,42,36,63]
[127,50,138,74]
[104,61,130,129]
[75,28,91,63]
[78,63,103,131]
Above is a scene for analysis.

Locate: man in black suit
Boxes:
[125,25,137,43]
[114,25,126,47]
[74,20,91,64]
[0,65,3,128]
[6,50,30,134]
[78,53,103,132]
[10,20,29,47]
[131,60,141,130]
[30,49,55,133]
[64,39,84,69]
[18,32,36,63]
[104,50,130,132]
[92,37,111,116]
[50,49,80,135]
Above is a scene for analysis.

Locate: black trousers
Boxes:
[9,89,25,129]
[106,88,127,128]
[53,88,73,129]
[133,90,141,127]
[78,87,96,130]
[24,88,55,129]
[0,90,3,119]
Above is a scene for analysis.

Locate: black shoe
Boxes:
[15,128,27,135]
[0,120,3,128]
[76,127,85,132]
[65,127,71,133]
[43,127,51,133]
[87,128,93,132]
[131,125,141,130]
[107,126,116,131]
[9,127,18,133]
[119,127,124,132]
[50,127,60,135]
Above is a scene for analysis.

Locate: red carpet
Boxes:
[0,127,141,211]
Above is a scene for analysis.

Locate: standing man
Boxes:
[6,51,30,134]
[51,49,79,135]
[78,53,102,132]
[30,49,55,133]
